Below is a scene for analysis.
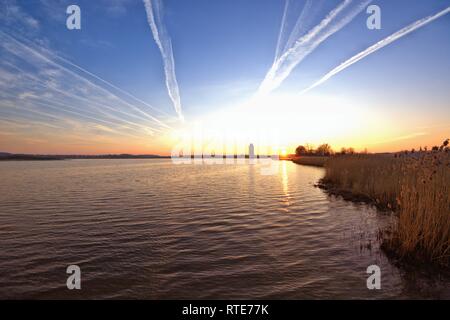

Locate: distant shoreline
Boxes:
[0,153,285,161]
[0,153,171,161]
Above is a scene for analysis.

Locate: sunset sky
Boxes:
[0,0,449,155]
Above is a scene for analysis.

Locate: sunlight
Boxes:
[280,160,290,207]
[174,93,371,153]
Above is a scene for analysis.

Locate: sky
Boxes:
[0,0,449,155]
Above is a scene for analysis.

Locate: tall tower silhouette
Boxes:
[249,143,255,159]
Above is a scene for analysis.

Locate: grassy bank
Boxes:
[321,152,450,267]
[292,156,328,167]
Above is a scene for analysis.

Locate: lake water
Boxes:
[0,159,448,299]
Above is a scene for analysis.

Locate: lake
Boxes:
[0,159,448,299]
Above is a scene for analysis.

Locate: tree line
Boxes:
[295,144,369,157]
[295,138,449,157]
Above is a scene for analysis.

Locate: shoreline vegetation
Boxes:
[292,156,329,167]
[292,140,450,268]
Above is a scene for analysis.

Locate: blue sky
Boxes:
[0,0,449,154]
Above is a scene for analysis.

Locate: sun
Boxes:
[280,148,287,156]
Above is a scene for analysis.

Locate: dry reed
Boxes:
[323,151,450,266]
[292,156,329,167]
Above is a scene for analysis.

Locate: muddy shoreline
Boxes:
[314,179,395,212]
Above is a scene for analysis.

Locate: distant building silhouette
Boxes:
[249,143,255,159]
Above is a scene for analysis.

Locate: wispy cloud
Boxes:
[0,30,174,145]
[300,6,450,95]
[258,0,371,96]
[2,31,172,127]
[104,0,133,17]
[143,0,184,121]
[1,0,40,31]
[370,132,428,145]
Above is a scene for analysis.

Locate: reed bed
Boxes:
[292,156,329,167]
[323,151,450,266]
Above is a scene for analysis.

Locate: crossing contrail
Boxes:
[258,0,371,96]
[283,0,314,56]
[277,0,324,61]
[274,0,290,62]
[300,6,450,95]
[54,54,171,118]
[143,0,184,121]
[0,31,172,130]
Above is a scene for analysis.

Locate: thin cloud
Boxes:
[1,0,40,30]
[370,132,428,145]
[104,0,132,17]
[300,6,450,95]
[0,31,173,141]
[0,31,172,130]
[143,0,184,121]
[258,0,371,96]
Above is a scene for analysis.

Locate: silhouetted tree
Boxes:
[295,145,307,156]
[305,143,315,155]
[340,147,355,155]
[316,143,333,156]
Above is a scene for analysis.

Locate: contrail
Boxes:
[300,6,450,95]
[143,0,184,121]
[282,0,320,58]
[2,99,147,140]
[1,89,158,137]
[0,31,172,129]
[54,54,171,118]
[5,61,164,133]
[258,0,371,96]
[4,31,171,118]
[274,0,290,62]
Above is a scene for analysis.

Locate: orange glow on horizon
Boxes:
[1,92,448,155]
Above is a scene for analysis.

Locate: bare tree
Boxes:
[316,143,333,156]
[295,145,307,156]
